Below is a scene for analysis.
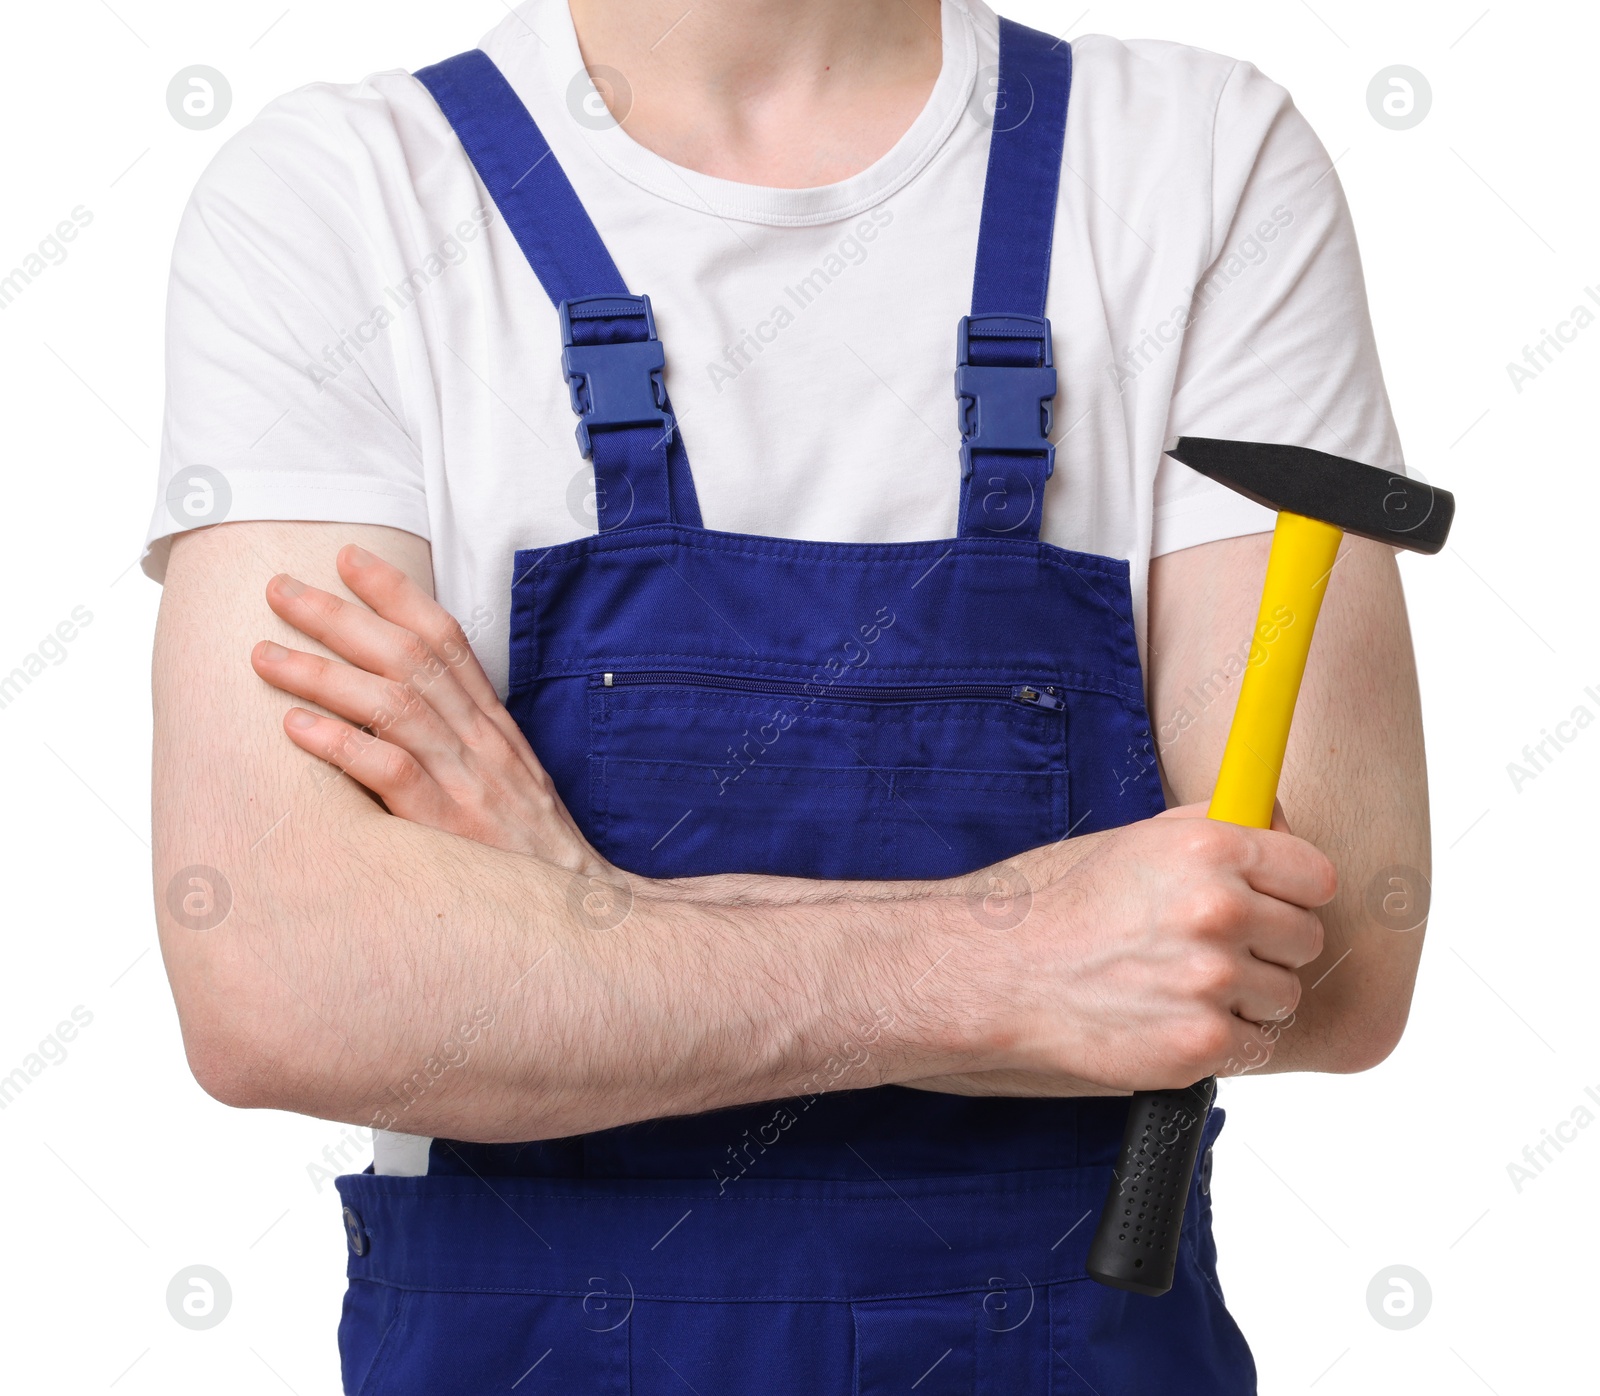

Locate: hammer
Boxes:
[1085,437,1455,1297]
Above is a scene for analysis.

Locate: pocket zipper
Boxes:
[597,670,1066,711]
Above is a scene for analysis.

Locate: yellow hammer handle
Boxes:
[1207,510,1345,829]
[1088,510,1345,1298]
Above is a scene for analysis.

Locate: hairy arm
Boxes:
[153,521,995,1141]
[155,521,1336,1134]
[1148,531,1431,1074]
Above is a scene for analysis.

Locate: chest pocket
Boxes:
[586,669,1069,881]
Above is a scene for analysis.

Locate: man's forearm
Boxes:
[153,522,1006,1141]
[154,520,1341,1134]
[158,791,994,1141]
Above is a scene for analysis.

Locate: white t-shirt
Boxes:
[144,0,1403,1174]
[144,0,1403,683]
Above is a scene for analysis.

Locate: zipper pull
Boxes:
[603,672,614,687]
[1013,684,1065,711]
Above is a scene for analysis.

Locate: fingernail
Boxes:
[344,545,375,568]
[257,641,289,662]
[272,574,305,598]
[286,709,317,730]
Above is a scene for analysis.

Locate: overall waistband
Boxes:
[336,1109,1223,1303]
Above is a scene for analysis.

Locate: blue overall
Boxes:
[334,22,1255,1394]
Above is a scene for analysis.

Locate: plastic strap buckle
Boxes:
[954,313,1057,479]
[559,293,674,460]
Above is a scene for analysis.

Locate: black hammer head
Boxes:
[1168,437,1455,554]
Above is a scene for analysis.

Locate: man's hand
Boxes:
[250,544,608,877]
[967,806,1330,1092]
[910,799,1320,1095]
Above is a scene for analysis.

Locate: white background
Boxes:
[0,1,1593,1392]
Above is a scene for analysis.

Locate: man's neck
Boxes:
[566,0,944,187]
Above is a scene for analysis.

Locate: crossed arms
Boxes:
[151,518,1428,1141]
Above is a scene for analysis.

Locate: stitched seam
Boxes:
[1206,60,1244,274]
[338,1275,1102,1305]
[354,1288,412,1396]
[516,535,1131,583]
[339,1182,1106,1202]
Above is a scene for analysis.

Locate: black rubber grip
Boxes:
[1086,1076,1217,1296]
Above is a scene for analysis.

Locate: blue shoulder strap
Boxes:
[418,35,1067,542]
[414,49,700,531]
[956,21,1072,541]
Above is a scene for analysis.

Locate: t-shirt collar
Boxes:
[492,0,981,227]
